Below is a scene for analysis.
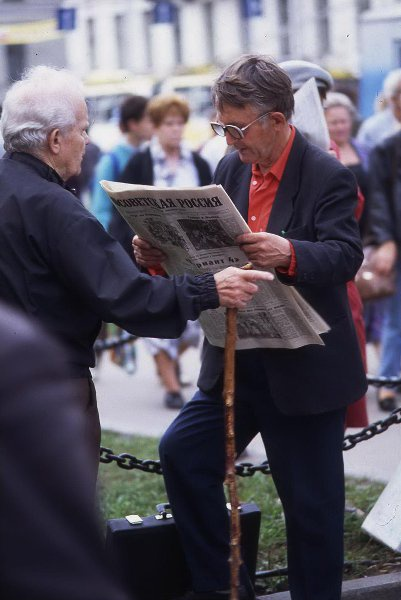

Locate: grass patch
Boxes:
[99,430,399,595]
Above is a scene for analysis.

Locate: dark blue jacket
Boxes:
[198,129,367,415]
[0,152,218,376]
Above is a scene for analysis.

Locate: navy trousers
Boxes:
[159,353,346,600]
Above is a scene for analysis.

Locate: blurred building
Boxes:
[0,0,68,101]
[60,0,366,80]
[1,1,398,124]
[61,0,369,133]
[0,1,375,101]
[359,0,401,117]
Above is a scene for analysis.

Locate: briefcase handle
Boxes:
[155,503,173,520]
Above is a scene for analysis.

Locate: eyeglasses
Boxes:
[210,111,271,140]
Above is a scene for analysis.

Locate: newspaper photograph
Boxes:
[101,180,330,350]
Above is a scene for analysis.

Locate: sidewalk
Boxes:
[96,340,401,483]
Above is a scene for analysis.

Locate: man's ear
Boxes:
[48,128,61,155]
[270,112,287,128]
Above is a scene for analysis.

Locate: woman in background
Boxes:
[325,93,383,415]
[110,95,211,409]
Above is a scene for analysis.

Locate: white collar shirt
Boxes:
[150,138,200,187]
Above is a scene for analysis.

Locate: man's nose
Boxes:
[225,130,237,146]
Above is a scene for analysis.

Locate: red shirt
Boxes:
[248,125,296,276]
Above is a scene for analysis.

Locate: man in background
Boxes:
[91,95,153,230]
[357,68,401,151]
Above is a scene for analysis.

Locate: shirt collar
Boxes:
[252,124,296,181]
[8,151,65,187]
[150,137,192,162]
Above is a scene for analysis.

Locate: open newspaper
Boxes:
[101,181,329,350]
[292,77,330,150]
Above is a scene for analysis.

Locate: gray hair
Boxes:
[1,65,85,154]
[383,68,401,100]
[323,92,357,120]
[212,54,294,120]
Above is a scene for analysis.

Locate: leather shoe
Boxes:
[378,395,397,412]
[164,391,185,409]
[377,389,397,412]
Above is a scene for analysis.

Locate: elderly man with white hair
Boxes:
[357,68,401,151]
[0,65,271,488]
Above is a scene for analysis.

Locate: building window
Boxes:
[174,6,181,65]
[357,0,371,11]
[6,44,25,83]
[204,1,215,63]
[87,17,96,70]
[278,0,290,58]
[316,0,330,56]
[115,14,125,69]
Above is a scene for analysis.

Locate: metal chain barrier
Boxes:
[100,374,401,476]
[94,331,137,352]
[98,371,401,586]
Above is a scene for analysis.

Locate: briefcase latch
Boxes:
[125,514,143,525]
[155,502,173,520]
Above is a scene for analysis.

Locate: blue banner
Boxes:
[57,8,76,31]
[153,1,175,24]
[241,0,263,19]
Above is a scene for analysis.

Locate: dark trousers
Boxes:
[159,355,346,600]
[70,376,100,492]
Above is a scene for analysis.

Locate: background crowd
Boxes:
[1,50,401,600]
[78,64,401,417]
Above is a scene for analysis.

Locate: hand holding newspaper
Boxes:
[101,181,329,350]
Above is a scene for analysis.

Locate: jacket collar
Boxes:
[267,128,307,235]
[8,151,65,187]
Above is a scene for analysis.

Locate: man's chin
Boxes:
[237,149,253,163]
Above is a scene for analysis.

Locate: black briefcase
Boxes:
[106,501,261,600]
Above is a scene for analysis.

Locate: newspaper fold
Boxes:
[101,181,329,350]
[292,77,330,150]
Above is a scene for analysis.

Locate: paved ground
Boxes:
[95,340,401,483]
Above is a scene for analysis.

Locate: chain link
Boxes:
[94,331,137,353]
[367,374,401,388]
[100,406,401,476]
[99,369,401,476]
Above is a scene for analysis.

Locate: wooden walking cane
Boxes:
[223,263,253,600]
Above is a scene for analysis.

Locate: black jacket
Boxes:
[369,130,401,245]
[109,146,212,256]
[198,129,366,415]
[0,152,218,375]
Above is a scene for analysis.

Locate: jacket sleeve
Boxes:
[369,142,396,245]
[277,165,364,286]
[50,201,219,338]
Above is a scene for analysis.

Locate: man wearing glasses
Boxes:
[134,55,366,600]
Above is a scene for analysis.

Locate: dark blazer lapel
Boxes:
[227,158,252,221]
[267,129,307,235]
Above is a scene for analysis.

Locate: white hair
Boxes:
[383,68,401,100]
[323,92,357,120]
[1,65,85,154]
